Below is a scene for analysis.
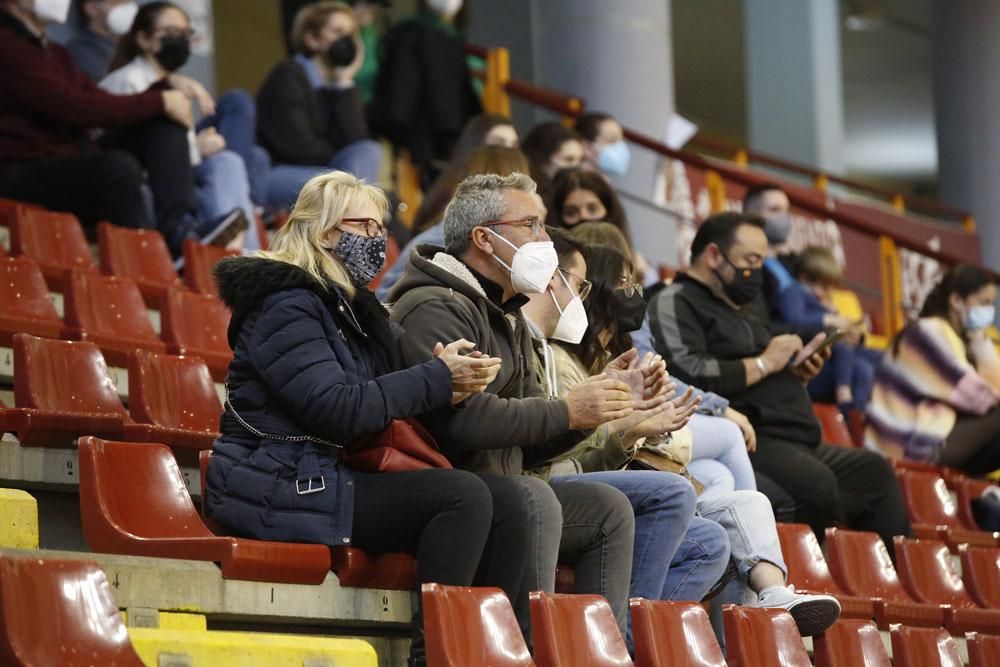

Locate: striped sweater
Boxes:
[865,317,998,462]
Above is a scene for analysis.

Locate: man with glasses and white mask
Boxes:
[389,172,643,643]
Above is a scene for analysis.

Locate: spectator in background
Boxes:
[867,264,1000,474]
[257,0,382,207]
[377,144,529,301]
[576,111,631,178]
[102,1,259,251]
[0,0,205,240]
[521,122,584,208]
[649,212,911,555]
[67,0,137,82]
[370,0,481,188]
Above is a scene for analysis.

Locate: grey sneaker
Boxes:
[756,584,841,636]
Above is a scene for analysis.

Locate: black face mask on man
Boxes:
[714,252,763,306]
[327,35,357,68]
[155,34,191,72]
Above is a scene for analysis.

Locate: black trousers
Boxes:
[0,149,151,229]
[751,437,912,558]
[941,408,1000,475]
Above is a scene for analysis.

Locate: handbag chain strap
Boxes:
[224,382,343,449]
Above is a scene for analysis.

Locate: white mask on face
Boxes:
[426,0,463,15]
[106,1,139,36]
[28,0,72,23]
[488,229,558,295]
[549,272,588,344]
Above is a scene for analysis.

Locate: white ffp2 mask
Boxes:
[106,1,139,36]
[488,230,557,295]
[550,272,588,344]
[28,0,72,23]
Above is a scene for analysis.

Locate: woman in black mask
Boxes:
[257,1,383,207]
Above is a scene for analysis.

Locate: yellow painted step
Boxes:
[0,488,38,549]
[128,628,377,667]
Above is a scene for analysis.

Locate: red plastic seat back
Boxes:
[957,478,998,530]
[182,239,239,298]
[968,632,1000,667]
[10,208,97,284]
[775,522,845,595]
[824,527,911,603]
[0,256,62,344]
[889,624,963,667]
[722,605,811,667]
[12,333,127,417]
[98,221,180,287]
[422,583,533,667]
[813,619,890,667]
[961,546,1000,609]
[630,598,725,667]
[128,349,222,432]
[529,591,632,667]
[896,469,962,529]
[78,436,215,541]
[894,536,976,609]
[813,403,855,447]
[0,555,144,666]
[63,271,160,345]
[161,288,231,354]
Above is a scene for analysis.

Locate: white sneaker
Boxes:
[756,584,841,636]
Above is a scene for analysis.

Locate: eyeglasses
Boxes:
[558,267,592,301]
[341,217,387,238]
[481,216,545,237]
[618,276,643,298]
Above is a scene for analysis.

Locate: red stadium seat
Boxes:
[957,478,999,530]
[813,403,855,447]
[721,605,811,667]
[812,619,890,667]
[8,208,98,290]
[529,591,632,667]
[890,458,967,490]
[0,256,62,346]
[824,527,945,629]
[422,583,533,667]
[78,436,332,584]
[254,213,270,251]
[160,288,232,381]
[894,536,1000,634]
[775,522,875,620]
[0,554,145,666]
[889,624,963,667]
[895,469,1000,549]
[97,222,182,307]
[630,598,725,667]
[62,271,166,366]
[181,239,239,298]
[961,546,1000,610]
[967,632,1000,667]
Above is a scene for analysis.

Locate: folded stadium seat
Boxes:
[890,458,967,490]
[181,239,239,298]
[824,527,946,629]
[0,256,63,346]
[368,233,399,292]
[0,554,146,666]
[967,632,1000,667]
[813,403,856,447]
[422,583,533,667]
[160,287,232,381]
[962,546,1000,609]
[957,477,999,530]
[8,208,98,291]
[97,222,183,308]
[721,605,811,667]
[894,469,1000,549]
[812,619,891,667]
[62,271,167,367]
[894,536,1000,634]
[529,591,632,667]
[889,624,963,667]
[629,598,725,667]
[78,436,332,584]
[775,522,875,619]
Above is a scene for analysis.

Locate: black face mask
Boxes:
[611,289,647,332]
[327,35,357,68]
[155,35,191,72]
[714,252,763,306]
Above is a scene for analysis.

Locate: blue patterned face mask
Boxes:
[331,232,387,286]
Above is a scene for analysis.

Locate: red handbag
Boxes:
[340,418,452,472]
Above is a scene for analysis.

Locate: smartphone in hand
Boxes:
[792,330,845,367]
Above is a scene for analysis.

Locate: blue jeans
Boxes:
[197,90,271,206]
[808,342,877,411]
[266,139,383,207]
[687,413,757,502]
[193,150,260,251]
